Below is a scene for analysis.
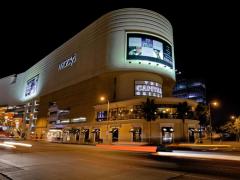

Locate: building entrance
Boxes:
[112,128,118,142]
[162,127,174,144]
[131,127,141,142]
[83,129,89,142]
[92,129,101,142]
[188,128,195,143]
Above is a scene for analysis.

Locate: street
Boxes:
[0,141,240,180]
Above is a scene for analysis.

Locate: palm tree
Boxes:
[176,101,191,142]
[141,98,157,144]
[195,103,208,143]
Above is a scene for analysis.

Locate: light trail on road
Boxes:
[155,150,240,161]
[0,143,16,148]
[96,144,157,152]
[3,141,32,147]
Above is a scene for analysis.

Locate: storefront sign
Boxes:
[55,117,86,124]
[110,124,121,128]
[58,54,77,71]
[60,119,70,124]
[71,117,86,123]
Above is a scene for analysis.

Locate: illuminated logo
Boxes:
[58,54,77,71]
[135,80,162,97]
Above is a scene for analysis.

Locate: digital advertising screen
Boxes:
[127,33,173,68]
[135,80,162,98]
[25,74,39,97]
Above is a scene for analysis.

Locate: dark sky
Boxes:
[0,1,239,122]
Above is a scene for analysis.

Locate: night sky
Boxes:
[0,1,239,122]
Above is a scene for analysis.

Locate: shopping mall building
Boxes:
[0,8,199,144]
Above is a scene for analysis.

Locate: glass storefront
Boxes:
[96,105,181,121]
[47,129,63,142]
[63,128,80,143]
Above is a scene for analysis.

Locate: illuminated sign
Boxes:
[25,74,39,97]
[58,54,77,71]
[60,119,70,124]
[135,80,162,97]
[127,33,173,68]
[55,117,86,124]
[71,117,86,123]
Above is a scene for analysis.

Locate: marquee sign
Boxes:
[135,80,162,97]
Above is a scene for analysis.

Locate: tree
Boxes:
[141,98,157,144]
[220,116,240,141]
[176,102,191,141]
[0,115,4,125]
[195,103,208,142]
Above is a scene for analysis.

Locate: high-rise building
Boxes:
[173,79,206,104]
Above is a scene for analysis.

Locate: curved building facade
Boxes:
[0,8,199,144]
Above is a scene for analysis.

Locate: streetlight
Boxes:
[208,101,219,144]
[100,96,110,144]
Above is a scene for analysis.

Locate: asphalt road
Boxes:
[0,141,240,180]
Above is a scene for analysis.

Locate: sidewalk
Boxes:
[200,139,240,147]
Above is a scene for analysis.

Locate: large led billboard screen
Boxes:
[25,74,39,97]
[127,33,173,68]
[135,80,162,98]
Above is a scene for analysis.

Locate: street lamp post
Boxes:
[208,103,213,144]
[100,96,110,144]
[106,100,110,143]
[208,101,218,144]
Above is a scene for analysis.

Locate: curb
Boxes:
[0,173,12,180]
